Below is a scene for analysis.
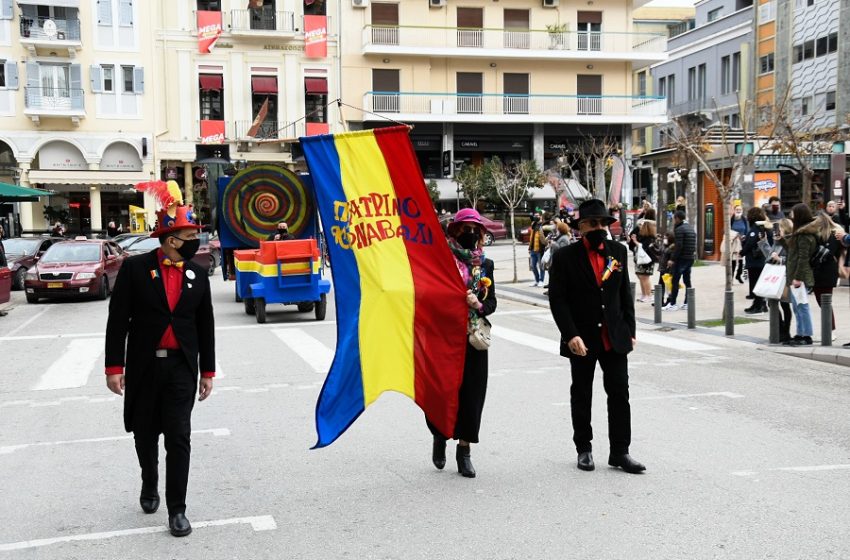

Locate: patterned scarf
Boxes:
[447,237,487,327]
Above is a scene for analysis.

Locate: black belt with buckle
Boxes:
[155,349,182,358]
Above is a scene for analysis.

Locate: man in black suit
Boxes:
[548,199,645,474]
[105,196,215,536]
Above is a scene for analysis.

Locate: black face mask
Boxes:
[584,229,607,248]
[174,237,200,261]
[278,228,288,234]
[457,232,479,250]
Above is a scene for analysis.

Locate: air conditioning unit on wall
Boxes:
[352,0,369,8]
[430,0,447,8]
[543,0,559,7]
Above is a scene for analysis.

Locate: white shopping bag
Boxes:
[753,263,786,300]
[790,282,809,305]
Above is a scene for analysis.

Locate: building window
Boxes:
[658,76,666,97]
[828,32,838,53]
[721,55,730,94]
[731,52,740,91]
[793,44,803,63]
[102,65,113,92]
[803,39,814,59]
[305,77,328,124]
[0,63,5,88]
[697,63,706,99]
[249,76,278,137]
[199,74,224,120]
[807,0,814,5]
[118,0,133,26]
[121,66,133,92]
[801,96,811,116]
[816,36,827,56]
[759,53,774,74]
[668,74,676,105]
[687,66,696,101]
[197,0,221,9]
[707,7,722,21]
[731,113,740,128]
[825,91,836,111]
[370,2,399,45]
[372,68,399,112]
[758,1,775,22]
[637,72,646,97]
[577,11,602,51]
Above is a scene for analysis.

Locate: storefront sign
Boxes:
[38,141,87,170]
[101,143,143,171]
[200,120,226,145]
[197,11,222,54]
[753,172,780,208]
[264,44,305,51]
[304,15,328,58]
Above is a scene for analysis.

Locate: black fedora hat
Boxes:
[577,199,617,225]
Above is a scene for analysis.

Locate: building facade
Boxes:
[337,0,668,209]
[0,0,157,235]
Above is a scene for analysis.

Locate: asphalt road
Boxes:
[1,248,849,559]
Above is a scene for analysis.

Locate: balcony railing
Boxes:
[230,9,295,33]
[24,86,84,112]
[364,92,667,121]
[234,119,300,140]
[670,97,708,117]
[363,25,666,57]
[20,17,81,42]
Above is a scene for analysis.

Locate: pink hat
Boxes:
[448,208,489,234]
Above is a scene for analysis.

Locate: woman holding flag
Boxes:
[428,208,497,478]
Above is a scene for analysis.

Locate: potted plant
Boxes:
[546,23,567,50]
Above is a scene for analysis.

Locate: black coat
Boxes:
[813,235,842,288]
[105,250,215,432]
[741,224,773,269]
[548,240,636,356]
[673,221,697,262]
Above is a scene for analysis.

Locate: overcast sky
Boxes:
[644,0,698,6]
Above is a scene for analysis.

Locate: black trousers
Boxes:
[132,355,197,515]
[428,342,488,444]
[568,349,631,455]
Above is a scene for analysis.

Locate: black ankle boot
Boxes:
[432,436,446,470]
[456,445,476,478]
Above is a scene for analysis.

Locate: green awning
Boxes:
[0,182,53,198]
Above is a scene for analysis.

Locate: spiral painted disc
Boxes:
[221,165,314,246]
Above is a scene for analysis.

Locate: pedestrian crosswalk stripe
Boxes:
[0,428,230,455]
[636,331,719,351]
[271,328,334,374]
[32,337,102,391]
[490,325,559,355]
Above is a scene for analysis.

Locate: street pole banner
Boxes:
[304,15,327,58]
[197,10,222,54]
[300,126,468,448]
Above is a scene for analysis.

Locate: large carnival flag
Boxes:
[301,126,468,448]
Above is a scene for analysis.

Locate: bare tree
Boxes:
[489,157,545,283]
[454,163,493,210]
[557,134,620,203]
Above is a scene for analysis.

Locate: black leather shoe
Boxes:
[168,513,192,537]
[139,486,159,514]
[789,336,812,346]
[456,445,476,478]
[608,454,646,474]
[745,294,755,300]
[577,451,595,471]
[432,436,447,470]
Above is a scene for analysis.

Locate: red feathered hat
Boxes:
[134,180,202,238]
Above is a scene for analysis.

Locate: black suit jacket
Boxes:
[105,250,215,431]
[548,239,635,356]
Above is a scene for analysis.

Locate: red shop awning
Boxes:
[251,76,278,94]
[199,74,223,92]
[304,77,328,95]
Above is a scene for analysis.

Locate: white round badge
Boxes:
[186,270,196,280]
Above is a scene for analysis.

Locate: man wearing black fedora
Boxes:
[548,199,645,474]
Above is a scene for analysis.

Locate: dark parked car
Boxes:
[439,214,508,246]
[3,237,62,290]
[113,233,147,249]
[124,234,217,275]
[0,264,10,306]
[24,239,126,303]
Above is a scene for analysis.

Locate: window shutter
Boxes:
[70,64,83,109]
[5,61,18,89]
[20,4,36,18]
[0,0,12,20]
[133,66,144,93]
[90,65,102,93]
[25,62,39,90]
[119,0,133,26]
[98,0,113,25]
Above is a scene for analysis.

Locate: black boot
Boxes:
[432,436,446,470]
[456,445,476,478]
[735,260,744,283]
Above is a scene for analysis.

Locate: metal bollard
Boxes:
[630,281,636,303]
[821,292,832,346]
[686,287,695,329]
[654,284,663,324]
[768,299,780,344]
[724,290,735,336]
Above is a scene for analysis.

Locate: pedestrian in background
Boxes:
[765,196,784,222]
[811,212,844,332]
[548,199,645,475]
[528,213,548,287]
[784,203,817,346]
[629,214,658,303]
[742,206,771,314]
[104,188,216,537]
[729,204,749,284]
[428,208,497,479]
[663,210,696,311]
[768,219,794,343]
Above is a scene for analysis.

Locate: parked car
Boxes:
[113,233,147,249]
[24,239,126,303]
[3,237,63,290]
[439,214,508,246]
[124,234,217,275]
[0,262,10,306]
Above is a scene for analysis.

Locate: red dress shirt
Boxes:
[583,237,613,352]
[106,249,214,378]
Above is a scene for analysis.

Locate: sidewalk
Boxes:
[489,242,850,367]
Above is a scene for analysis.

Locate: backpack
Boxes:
[810,241,833,269]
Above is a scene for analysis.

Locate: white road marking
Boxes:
[0,515,277,552]
[732,464,850,477]
[636,331,719,351]
[32,338,103,391]
[0,428,230,455]
[215,360,225,379]
[5,304,54,337]
[272,328,334,373]
[490,325,559,355]
[631,391,744,401]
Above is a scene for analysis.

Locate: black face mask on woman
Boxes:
[457,231,479,250]
[174,237,200,261]
[584,229,607,248]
